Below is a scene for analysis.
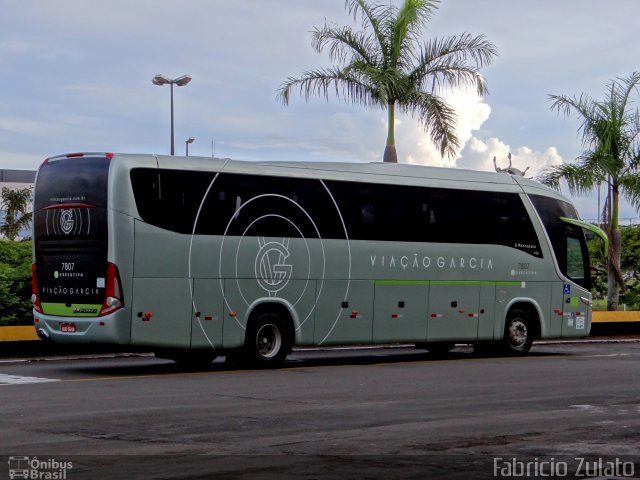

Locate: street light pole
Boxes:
[185,137,195,156]
[170,82,174,155]
[152,74,192,155]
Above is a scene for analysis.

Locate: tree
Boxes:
[278,0,497,163]
[539,71,640,311]
[0,186,33,241]
[0,240,33,326]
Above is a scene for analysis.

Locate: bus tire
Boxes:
[502,308,534,355]
[244,312,291,368]
[422,342,455,354]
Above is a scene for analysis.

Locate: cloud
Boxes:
[393,86,562,176]
[459,138,563,176]
[399,87,491,167]
[0,117,50,136]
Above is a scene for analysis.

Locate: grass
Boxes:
[592,298,637,311]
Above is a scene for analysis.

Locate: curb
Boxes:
[593,311,640,323]
[1,322,638,360]
[0,326,39,342]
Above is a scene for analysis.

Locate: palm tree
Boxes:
[278,0,497,163]
[539,71,640,311]
[0,187,32,241]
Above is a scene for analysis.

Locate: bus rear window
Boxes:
[34,155,110,211]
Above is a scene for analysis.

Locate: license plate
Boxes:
[60,322,76,333]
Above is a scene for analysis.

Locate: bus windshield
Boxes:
[529,194,591,289]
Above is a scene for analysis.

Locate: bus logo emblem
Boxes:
[59,210,75,234]
[255,237,292,296]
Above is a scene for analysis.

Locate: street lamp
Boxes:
[185,137,195,156]
[152,74,192,155]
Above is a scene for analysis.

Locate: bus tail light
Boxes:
[31,263,43,314]
[100,262,124,316]
[43,152,114,164]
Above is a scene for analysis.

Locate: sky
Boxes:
[1,0,639,222]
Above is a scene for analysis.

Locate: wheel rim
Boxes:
[507,318,528,348]
[255,323,282,358]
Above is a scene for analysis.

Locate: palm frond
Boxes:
[618,172,640,211]
[345,0,392,60]
[402,90,459,157]
[420,33,498,68]
[537,162,601,195]
[549,93,595,119]
[610,71,640,113]
[311,24,379,67]
[390,0,439,66]
[278,66,379,107]
[410,34,497,95]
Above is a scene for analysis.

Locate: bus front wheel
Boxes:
[502,309,534,355]
[244,313,291,368]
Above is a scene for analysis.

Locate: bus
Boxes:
[31,152,608,367]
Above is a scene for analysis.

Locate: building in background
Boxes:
[0,169,36,185]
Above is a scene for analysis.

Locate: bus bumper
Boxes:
[33,308,131,345]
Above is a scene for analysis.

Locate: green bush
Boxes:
[0,240,33,326]
[588,225,640,310]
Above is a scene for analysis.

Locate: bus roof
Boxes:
[135,153,568,200]
[57,152,565,207]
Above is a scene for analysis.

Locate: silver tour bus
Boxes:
[32,153,607,367]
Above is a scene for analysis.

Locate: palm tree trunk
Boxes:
[383,101,398,163]
[606,183,622,311]
[5,205,17,241]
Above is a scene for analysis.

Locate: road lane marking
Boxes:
[575,353,634,358]
[0,373,60,385]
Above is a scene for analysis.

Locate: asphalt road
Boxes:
[1,341,639,479]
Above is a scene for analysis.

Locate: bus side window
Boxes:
[362,204,374,225]
[234,195,241,220]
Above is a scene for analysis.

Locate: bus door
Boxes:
[561,233,590,336]
[559,217,608,337]
[427,282,480,341]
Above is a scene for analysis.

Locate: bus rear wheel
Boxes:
[502,309,534,355]
[244,313,291,368]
